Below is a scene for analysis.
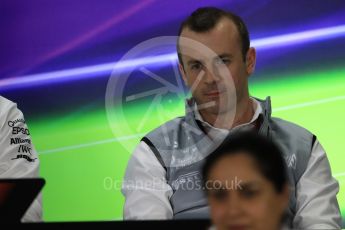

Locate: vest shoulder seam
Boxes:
[141,137,167,171]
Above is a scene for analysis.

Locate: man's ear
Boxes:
[245,47,256,75]
[179,63,189,86]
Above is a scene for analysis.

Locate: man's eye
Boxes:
[190,63,202,70]
[215,58,230,65]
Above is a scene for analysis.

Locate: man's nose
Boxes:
[204,68,221,84]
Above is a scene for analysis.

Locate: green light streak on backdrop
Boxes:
[29,67,345,221]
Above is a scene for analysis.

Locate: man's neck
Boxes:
[198,97,255,130]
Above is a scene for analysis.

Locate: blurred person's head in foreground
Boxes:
[202,132,289,230]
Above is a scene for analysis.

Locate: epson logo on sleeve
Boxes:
[12,127,30,135]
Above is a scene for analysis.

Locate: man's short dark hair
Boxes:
[202,131,288,193]
[177,7,250,65]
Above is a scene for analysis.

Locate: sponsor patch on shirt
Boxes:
[7,119,35,163]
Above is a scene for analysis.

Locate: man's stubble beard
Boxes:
[196,92,236,117]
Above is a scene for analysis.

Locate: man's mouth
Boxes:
[205,90,222,97]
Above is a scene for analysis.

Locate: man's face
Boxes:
[206,153,289,230]
[179,17,256,115]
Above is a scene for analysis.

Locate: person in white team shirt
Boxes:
[0,95,41,222]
